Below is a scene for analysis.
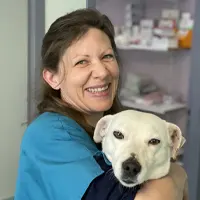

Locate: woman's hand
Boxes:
[135,163,188,200]
[168,163,188,200]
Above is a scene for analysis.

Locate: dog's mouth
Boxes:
[121,177,137,184]
[120,176,139,188]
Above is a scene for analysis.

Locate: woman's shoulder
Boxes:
[25,111,87,138]
[28,111,83,132]
[21,112,99,156]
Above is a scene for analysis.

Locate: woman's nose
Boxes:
[92,61,109,79]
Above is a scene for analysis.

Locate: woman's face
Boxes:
[44,28,119,114]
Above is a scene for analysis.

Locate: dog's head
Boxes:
[93,110,185,187]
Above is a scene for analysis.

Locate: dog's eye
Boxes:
[148,139,160,145]
[113,131,124,139]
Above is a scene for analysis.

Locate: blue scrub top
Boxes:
[14,112,105,200]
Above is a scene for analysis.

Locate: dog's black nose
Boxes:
[122,157,141,178]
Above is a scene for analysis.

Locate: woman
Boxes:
[14,8,188,200]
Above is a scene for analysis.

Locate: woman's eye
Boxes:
[75,60,87,66]
[103,54,114,60]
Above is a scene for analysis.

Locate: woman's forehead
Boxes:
[65,28,112,57]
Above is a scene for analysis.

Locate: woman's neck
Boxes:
[84,112,104,127]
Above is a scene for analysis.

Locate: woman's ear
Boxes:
[42,69,61,90]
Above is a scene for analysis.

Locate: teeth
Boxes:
[87,85,109,93]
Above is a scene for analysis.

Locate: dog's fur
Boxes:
[93,110,185,187]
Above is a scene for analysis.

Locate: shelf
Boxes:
[117,44,169,52]
[117,44,189,52]
[121,99,187,114]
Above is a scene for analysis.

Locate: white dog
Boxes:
[93,109,185,188]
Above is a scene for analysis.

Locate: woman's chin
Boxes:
[87,101,113,112]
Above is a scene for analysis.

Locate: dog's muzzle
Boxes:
[121,157,141,184]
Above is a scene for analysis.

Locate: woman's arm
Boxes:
[135,177,177,200]
[83,162,188,200]
[135,163,188,200]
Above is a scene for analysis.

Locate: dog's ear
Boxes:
[93,115,113,143]
[166,122,186,160]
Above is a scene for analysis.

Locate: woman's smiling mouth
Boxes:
[86,84,110,97]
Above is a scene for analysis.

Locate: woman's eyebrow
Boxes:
[72,47,113,59]
[72,54,90,59]
[104,47,113,52]
[100,47,113,54]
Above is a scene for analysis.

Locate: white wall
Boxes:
[45,0,86,32]
[0,0,28,199]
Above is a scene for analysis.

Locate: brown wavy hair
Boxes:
[37,8,124,136]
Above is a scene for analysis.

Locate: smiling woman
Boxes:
[14,8,188,200]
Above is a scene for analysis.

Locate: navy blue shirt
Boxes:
[14,112,139,200]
